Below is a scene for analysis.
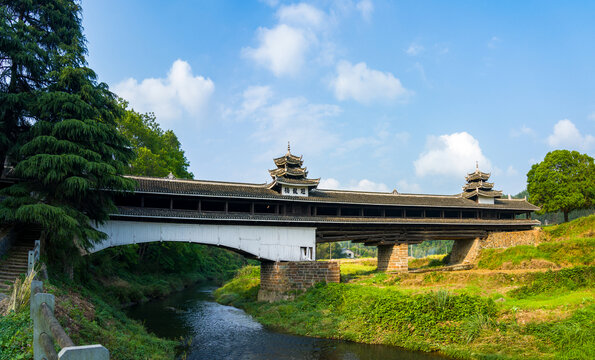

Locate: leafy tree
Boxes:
[0,0,134,274]
[0,0,83,174]
[117,104,193,179]
[527,150,595,222]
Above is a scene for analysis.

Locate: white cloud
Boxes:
[243,95,341,159]
[277,3,325,29]
[115,60,214,122]
[356,0,374,21]
[319,178,341,189]
[351,179,389,192]
[414,132,492,177]
[240,86,273,115]
[397,180,422,193]
[510,125,535,137]
[242,24,309,77]
[547,119,594,151]
[319,178,389,192]
[330,61,409,104]
[406,43,424,56]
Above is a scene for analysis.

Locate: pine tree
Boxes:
[0,0,83,174]
[0,1,134,273]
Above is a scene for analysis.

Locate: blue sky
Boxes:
[81,0,594,195]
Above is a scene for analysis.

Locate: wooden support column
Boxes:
[141,196,145,207]
[169,198,173,210]
[250,202,255,215]
[225,201,229,213]
[198,199,202,212]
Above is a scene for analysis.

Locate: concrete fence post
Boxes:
[32,292,55,360]
[58,344,109,360]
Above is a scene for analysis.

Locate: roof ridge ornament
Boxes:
[287,141,291,155]
[166,172,176,180]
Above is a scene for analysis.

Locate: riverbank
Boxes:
[215,215,595,359]
[1,243,249,360]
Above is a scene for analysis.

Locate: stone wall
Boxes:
[482,229,542,249]
[377,243,408,272]
[258,261,340,302]
[449,229,542,266]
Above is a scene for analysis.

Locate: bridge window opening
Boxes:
[254,203,276,214]
[340,207,360,217]
[499,212,514,220]
[228,202,251,213]
[462,211,476,219]
[482,211,498,220]
[426,209,441,218]
[407,209,423,218]
[172,198,197,210]
[143,196,171,209]
[363,208,381,217]
[317,206,338,216]
[113,194,141,207]
[300,246,313,260]
[385,208,403,217]
[515,212,528,219]
[202,200,225,212]
[444,210,459,219]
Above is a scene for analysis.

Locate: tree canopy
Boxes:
[0,0,133,269]
[527,150,595,222]
[117,103,193,179]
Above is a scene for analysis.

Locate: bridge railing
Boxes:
[30,280,109,360]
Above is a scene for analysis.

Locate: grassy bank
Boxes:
[215,216,595,359]
[1,243,250,359]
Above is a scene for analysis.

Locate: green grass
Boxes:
[477,237,594,269]
[542,214,595,239]
[0,309,33,360]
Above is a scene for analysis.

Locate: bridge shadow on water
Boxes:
[126,283,448,360]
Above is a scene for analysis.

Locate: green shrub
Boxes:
[0,308,33,360]
[509,266,595,298]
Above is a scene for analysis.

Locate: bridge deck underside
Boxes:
[314,223,532,245]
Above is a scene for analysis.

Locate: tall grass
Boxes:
[5,270,36,315]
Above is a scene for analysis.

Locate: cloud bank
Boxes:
[115,59,214,122]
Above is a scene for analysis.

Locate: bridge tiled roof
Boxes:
[127,176,539,211]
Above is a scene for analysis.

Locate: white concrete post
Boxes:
[31,292,55,360]
[59,344,109,359]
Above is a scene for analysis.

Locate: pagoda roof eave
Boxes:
[465,171,491,182]
[462,189,503,199]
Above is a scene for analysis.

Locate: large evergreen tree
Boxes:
[0,0,134,271]
[527,150,595,222]
[0,0,83,174]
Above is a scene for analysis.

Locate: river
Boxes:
[126,283,448,360]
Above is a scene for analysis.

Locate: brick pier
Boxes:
[258,261,340,302]
[376,243,408,272]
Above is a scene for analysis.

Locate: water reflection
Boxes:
[126,284,446,360]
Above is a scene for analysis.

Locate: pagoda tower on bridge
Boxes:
[461,163,503,204]
[269,143,320,197]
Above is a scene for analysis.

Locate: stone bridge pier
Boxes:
[376,243,409,272]
[258,260,340,302]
